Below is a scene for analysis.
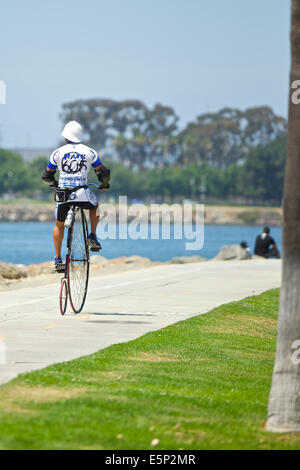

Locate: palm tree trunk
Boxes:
[266,0,300,432]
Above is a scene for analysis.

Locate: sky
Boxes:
[0,0,290,149]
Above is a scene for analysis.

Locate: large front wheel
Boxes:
[67,209,90,313]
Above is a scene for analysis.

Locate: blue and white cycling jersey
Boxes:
[48,142,101,189]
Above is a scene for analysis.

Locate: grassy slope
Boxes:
[0,289,299,450]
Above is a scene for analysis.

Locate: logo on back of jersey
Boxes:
[62,153,87,174]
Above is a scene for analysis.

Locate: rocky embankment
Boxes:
[0,245,268,289]
[0,203,282,225]
[0,204,54,222]
[0,254,207,288]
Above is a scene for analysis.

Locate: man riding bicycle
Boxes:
[41,120,110,271]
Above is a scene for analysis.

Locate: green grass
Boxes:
[0,289,300,450]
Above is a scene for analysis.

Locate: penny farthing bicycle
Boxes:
[54,183,99,315]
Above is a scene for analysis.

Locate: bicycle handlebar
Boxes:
[52,183,100,192]
[51,183,108,204]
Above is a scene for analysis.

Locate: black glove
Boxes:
[99,183,110,190]
[95,165,110,188]
[41,170,58,187]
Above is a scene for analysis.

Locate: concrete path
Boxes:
[0,259,281,385]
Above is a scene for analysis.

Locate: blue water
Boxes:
[0,222,281,265]
[0,223,282,265]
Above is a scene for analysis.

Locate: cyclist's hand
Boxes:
[99,183,110,191]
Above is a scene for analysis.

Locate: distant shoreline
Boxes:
[0,202,282,226]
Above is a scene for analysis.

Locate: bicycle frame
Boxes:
[53,183,99,314]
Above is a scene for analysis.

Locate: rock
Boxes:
[106,256,128,266]
[0,274,7,286]
[15,264,26,269]
[90,255,108,267]
[106,256,152,267]
[169,256,207,264]
[26,261,54,276]
[214,245,252,261]
[124,255,151,264]
[0,262,27,280]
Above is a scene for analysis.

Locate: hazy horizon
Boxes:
[0,0,290,150]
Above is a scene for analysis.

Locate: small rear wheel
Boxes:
[59,278,68,315]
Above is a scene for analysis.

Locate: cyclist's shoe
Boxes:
[88,233,102,252]
[54,257,65,273]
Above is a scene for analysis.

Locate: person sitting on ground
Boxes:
[254,226,280,259]
[240,241,252,259]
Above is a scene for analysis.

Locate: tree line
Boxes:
[61,100,286,171]
[0,102,287,204]
[0,131,285,205]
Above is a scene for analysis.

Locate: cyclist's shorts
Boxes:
[55,187,97,222]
